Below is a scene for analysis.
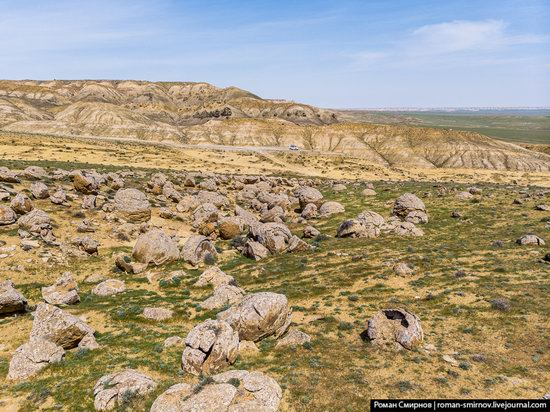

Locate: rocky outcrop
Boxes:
[113,188,151,223]
[217,292,292,342]
[0,280,27,315]
[132,228,180,265]
[41,272,80,305]
[93,369,157,411]
[364,308,423,351]
[181,235,218,266]
[151,370,282,412]
[30,303,96,349]
[181,319,239,375]
[8,338,64,380]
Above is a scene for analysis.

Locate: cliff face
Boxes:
[0,80,549,171]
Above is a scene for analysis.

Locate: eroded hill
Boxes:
[0,80,549,172]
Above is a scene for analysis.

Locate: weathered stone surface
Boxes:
[73,236,100,255]
[337,219,375,238]
[181,319,239,375]
[238,340,260,355]
[114,188,151,223]
[294,186,324,208]
[49,188,67,205]
[218,216,246,240]
[143,307,174,321]
[82,195,97,209]
[30,182,49,199]
[362,188,376,196]
[244,239,270,261]
[181,235,218,266]
[387,220,425,237]
[150,370,282,412]
[193,203,219,228]
[10,193,33,215]
[196,190,230,208]
[301,203,318,219]
[303,225,320,238]
[92,279,126,297]
[364,308,423,350]
[0,206,17,225]
[516,234,545,246]
[93,369,157,411]
[201,284,246,311]
[30,303,95,349]
[159,207,175,219]
[393,193,428,224]
[217,292,292,342]
[23,166,47,180]
[18,209,54,241]
[0,166,20,183]
[115,253,147,274]
[0,279,27,314]
[287,235,310,253]
[132,228,180,265]
[319,201,345,216]
[195,267,236,288]
[73,171,100,194]
[42,272,80,305]
[250,222,292,253]
[276,330,311,348]
[8,338,64,380]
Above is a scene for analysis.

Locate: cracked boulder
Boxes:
[7,338,65,380]
[113,188,151,223]
[250,222,293,254]
[217,292,292,342]
[151,370,282,412]
[18,209,55,242]
[294,186,324,208]
[385,219,425,237]
[364,308,423,350]
[0,279,28,315]
[0,206,17,225]
[243,239,270,261]
[30,182,49,199]
[42,272,80,305]
[181,235,218,266]
[392,193,428,224]
[132,228,180,266]
[93,369,157,411]
[0,166,20,183]
[10,193,34,215]
[30,303,96,350]
[181,319,239,375]
[337,211,385,238]
[516,234,545,246]
[73,171,101,194]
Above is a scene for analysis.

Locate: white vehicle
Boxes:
[289,144,299,151]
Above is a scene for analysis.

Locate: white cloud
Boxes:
[407,19,547,55]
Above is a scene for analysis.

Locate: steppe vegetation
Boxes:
[0,131,548,411]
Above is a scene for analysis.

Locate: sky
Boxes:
[0,0,549,108]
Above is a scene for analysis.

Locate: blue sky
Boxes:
[0,0,549,107]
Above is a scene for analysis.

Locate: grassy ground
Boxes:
[0,159,549,411]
